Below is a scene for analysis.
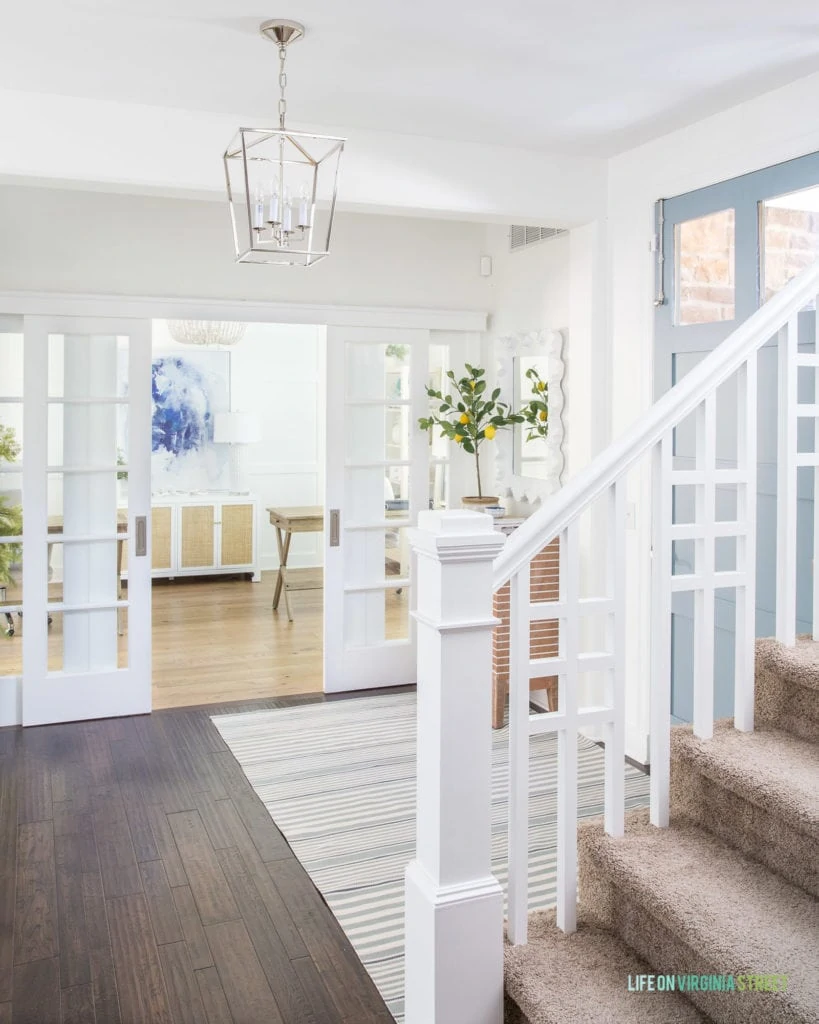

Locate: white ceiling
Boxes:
[4,0,819,156]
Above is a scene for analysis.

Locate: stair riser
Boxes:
[579,859,805,1024]
[504,994,527,1024]
[670,761,819,898]
[755,666,819,743]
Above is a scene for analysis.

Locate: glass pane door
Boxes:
[22,316,152,725]
[655,149,819,722]
[324,327,430,691]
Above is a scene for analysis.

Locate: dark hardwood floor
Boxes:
[0,694,395,1023]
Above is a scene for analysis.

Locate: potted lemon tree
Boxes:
[419,364,524,509]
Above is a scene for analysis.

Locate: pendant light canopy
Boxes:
[224,19,345,268]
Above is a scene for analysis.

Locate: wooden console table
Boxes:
[493,523,559,728]
[267,506,324,622]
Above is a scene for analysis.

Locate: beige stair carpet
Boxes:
[671,721,819,897]
[504,908,707,1024]
[756,637,819,742]
[578,810,819,1024]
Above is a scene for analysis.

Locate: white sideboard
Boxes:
[122,493,261,582]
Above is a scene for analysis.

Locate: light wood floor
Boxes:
[152,571,327,709]
[1,570,409,710]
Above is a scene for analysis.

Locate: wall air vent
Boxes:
[509,225,568,252]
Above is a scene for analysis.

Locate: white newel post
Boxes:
[405,510,506,1024]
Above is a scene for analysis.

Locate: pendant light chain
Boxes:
[278,45,288,129]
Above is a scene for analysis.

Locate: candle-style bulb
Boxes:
[281,187,293,234]
[296,182,311,229]
[252,186,265,232]
[267,178,281,226]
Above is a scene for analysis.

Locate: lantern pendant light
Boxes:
[223,20,345,267]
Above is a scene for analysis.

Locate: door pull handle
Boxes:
[135,516,148,557]
[329,509,340,547]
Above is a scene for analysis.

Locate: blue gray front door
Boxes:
[655,151,819,722]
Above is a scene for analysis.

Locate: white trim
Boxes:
[0,291,487,333]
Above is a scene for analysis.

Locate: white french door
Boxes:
[21,316,152,725]
[324,327,433,691]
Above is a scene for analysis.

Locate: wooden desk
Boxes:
[267,506,324,622]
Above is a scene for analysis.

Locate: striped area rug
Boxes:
[212,692,650,1022]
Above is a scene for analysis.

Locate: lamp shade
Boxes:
[213,412,261,445]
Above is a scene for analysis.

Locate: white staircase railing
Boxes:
[404,260,819,1024]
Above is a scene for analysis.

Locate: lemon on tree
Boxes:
[418,364,524,499]
[521,367,551,442]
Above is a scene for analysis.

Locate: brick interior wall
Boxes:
[493,537,559,723]
[762,206,819,301]
[678,205,819,326]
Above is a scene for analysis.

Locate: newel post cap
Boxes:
[410,509,506,563]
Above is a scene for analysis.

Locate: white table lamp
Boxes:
[213,411,260,493]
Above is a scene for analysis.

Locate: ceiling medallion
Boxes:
[223,19,345,268]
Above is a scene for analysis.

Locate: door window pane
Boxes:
[676,209,736,325]
[345,343,410,402]
[48,334,129,399]
[0,463,22,667]
[0,331,23,399]
[345,405,409,463]
[344,587,410,647]
[0,337,25,662]
[761,186,819,301]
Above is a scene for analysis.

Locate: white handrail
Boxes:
[493,261,819,590]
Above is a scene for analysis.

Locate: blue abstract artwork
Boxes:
[152,357,212,456]
[151,351,230,490]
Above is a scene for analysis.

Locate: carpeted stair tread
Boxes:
[755,637,819,743]
[504,908,707,1023]
[756,636,819,692]
[671,721,819,840]
[580,811,819,1023]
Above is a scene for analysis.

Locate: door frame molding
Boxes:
[0,291,487,333]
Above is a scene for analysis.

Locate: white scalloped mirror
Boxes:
[494,329,565,502]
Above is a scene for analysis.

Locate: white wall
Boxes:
[605,68,819,762]
[0,89,607,227]
[478,222,606,510]
[478,226,570,508]
[483,225,571,339]
[0,185,495,312]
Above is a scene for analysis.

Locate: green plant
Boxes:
[117,448,128,482]
[521,366,550,442]
[0,422,21,463]
[418,364,523,497]
[0,497,22,586]
[0,419,22,589]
